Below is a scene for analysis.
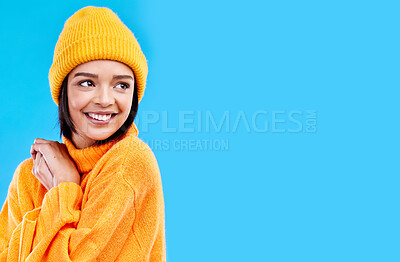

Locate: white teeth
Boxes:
[88,113,112,121]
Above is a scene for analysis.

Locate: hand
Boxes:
[31,138,81,190]
[31,151,54,190]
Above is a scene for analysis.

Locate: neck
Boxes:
[62,122,139,173]
[71,132,96,149]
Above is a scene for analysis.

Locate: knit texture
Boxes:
[49,6,148,105]
[0,123,166,261]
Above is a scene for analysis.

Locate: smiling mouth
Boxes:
[84,112,117,122]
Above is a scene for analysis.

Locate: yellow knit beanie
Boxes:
[49,6,148,105]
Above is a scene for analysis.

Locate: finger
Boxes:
[32,150,40,176]
[35,171,50,191]
[30,141,51,160]
[34,138,52,144]
[40,153,54,190]
[30,144,38,160]
[32,151,39,174]
[38,153,53,176]
[35,153,52,190]
[36,153,42,176]
[32,152,40,180]
[36,152,43,176]
[41,158,54,188]
[31,143,52,160]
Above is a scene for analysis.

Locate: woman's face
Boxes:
[67,60,135,148]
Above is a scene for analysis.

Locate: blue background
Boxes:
[0,0,398,261]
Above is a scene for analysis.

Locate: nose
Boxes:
[94,86,115,107]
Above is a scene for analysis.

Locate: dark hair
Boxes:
[58,73,138,146]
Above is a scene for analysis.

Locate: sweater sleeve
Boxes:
[122,140,166,261]
[0,160,25,261]
[1,159,137,262]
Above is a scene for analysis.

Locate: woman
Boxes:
[0,6,166,261]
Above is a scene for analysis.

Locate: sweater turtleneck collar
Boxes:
[62,123,139,174]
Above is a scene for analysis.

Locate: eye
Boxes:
[79,80,95,87]
[115,82,130,89]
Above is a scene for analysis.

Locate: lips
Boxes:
[83,111,117,125]
[84,110,117,114]
[87,113,113,121]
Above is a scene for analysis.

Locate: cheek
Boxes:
[69,99,83,112]
[118,94,134,115]
[68,90,90,117]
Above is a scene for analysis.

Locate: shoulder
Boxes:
[16,158,33,172]
[8,158,44,200]
[106,136,162,191]
[107,135,159,168]
[12,158,35,185]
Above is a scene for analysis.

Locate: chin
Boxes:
[86,128,117,142]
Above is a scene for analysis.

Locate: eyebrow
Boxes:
[73,72,134,81]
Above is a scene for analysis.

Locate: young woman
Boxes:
[0,6,166,261]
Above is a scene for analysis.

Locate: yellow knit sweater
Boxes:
[0,123,166,261]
